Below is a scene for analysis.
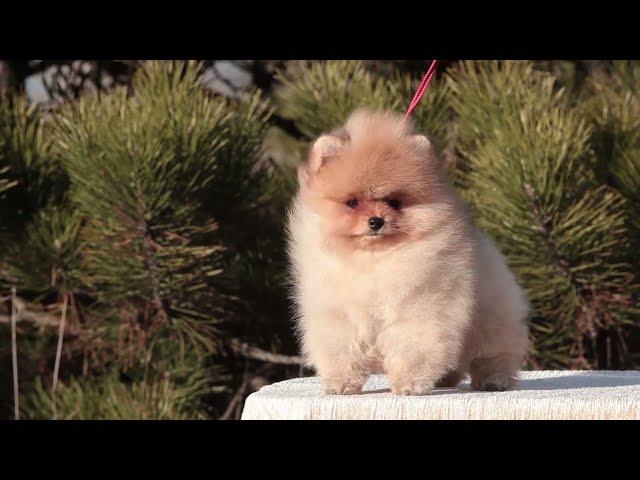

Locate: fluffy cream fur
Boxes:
[287,109,529,395]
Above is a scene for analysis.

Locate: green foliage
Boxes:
[2,61,277,419]
[0,164,16,197]
[391,72,452,152]
[0,94,70,296]
[16,334,227,420]
[4,205,83,295]
[275,60,451,151]
[50,61,272,355]
[583,62,640,251]
[22,367,221,420]
[275,60,391,139]
[447,61,638,368]
[0,95,65,238]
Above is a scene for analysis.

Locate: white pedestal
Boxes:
[241,370,640,420]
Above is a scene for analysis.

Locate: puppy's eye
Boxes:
[386,199,401,209]
[346,199,359,209]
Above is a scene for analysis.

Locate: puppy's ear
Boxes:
[410,134,432,152]
[307,134,346,173]
[298,135,340,188]
[411,134,442,168]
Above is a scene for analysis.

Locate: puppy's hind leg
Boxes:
[435,370,465,388]
[469,353,521,391]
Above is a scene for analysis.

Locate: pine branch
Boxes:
[11,287,19,420]
[523,183,579,291]
[219,372,250,420]
[139,217,169,326]
[0,296,65,329]
[524,183,605,366]
[1,297,307,366]
[229,338,306,366]
[51,293,69,420]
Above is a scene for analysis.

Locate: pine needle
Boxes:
[51,293,69,419]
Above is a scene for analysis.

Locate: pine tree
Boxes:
[1,61,287,419]
[584,61,640,256]
[446,61,638,369]
[581,61,640,363]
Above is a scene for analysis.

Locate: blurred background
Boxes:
[1,59,639,420]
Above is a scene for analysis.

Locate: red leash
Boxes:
[405,60,439,118]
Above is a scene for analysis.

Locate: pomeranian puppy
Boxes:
[287,109,529,395]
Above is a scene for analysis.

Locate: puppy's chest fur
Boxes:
[300,235,442,323]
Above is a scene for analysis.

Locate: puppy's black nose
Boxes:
[368,216,385,231]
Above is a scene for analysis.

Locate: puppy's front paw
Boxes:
[324,380,363,395]
[390,380,434,396]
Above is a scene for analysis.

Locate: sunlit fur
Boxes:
[287,109,530,395]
